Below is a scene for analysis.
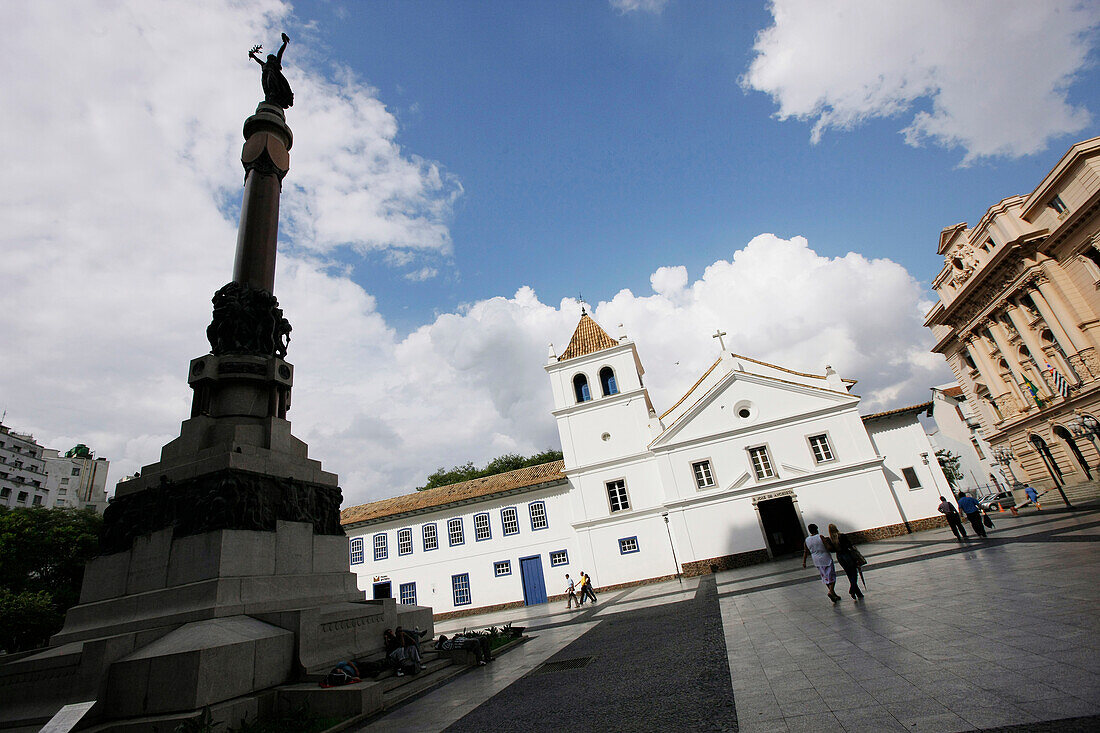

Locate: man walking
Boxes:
[956,492,988,538]
[579,571,598,605]
[938,495,968,540]
[565,574,579,609]
[1024,485,1041,510]
[802,524,841,603]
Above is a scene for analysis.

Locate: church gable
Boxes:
[651,366,855,450]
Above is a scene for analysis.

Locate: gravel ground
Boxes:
[446,577,737,733]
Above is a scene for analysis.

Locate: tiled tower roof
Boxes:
[558,312,619,361]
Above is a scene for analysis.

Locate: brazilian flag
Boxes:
[1023,376,1045,409]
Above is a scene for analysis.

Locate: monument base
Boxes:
[0,521,432,729]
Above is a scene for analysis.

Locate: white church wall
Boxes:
[575,512,678,587]
[347,482,576,615]
[555,395,655,469]
[866,414,951,523]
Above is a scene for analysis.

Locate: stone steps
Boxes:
[1037,481,1100,506]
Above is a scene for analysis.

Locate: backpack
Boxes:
[320,661,360,687]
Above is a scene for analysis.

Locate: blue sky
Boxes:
[3,0,1100,502]
[293,0,1100,332]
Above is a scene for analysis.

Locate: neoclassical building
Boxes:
[342,313,950,617]
[925,136,1100,497]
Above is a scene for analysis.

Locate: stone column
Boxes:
[1030,280,1085,352]
[1005,303,1063,379]
[985,318,1045,396]
[233,102,292,292]
[964,336,1018,419]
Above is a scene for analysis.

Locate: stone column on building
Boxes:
[985,318,1049,399]
[1005,303,1079,387]
[1029,278,1097,378]
[964,335,1018,420]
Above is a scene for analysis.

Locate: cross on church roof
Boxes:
[712,329,728,351]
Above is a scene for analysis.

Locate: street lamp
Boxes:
[1068,414,1100,461]
[992,446,1020,488]
[662,512,682,586]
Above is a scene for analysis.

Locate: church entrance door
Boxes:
[519,555,548,606]
[757,496,805,556]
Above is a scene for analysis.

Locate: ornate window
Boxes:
[599,366,618,396]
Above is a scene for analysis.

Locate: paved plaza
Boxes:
[357,505,1100,732]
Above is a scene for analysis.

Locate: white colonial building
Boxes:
[342,313,951,616]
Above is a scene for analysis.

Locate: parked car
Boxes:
[979,491,1016,512]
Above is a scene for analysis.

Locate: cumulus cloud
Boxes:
[742,0,1099,163]
[2,2,949,508]
[610,0,669,14]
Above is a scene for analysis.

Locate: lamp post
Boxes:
[1068,414,1100,466]
[992,446,1020,488]
[662,512,682,586]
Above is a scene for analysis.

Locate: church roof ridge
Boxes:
[728,353,857,386]
[558,312,620,361]
[341,460,567,527]
[659,358,722,420]
[861,401,933,422]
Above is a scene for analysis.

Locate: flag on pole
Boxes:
[1046,362,1071,398]
[1022,375,1045,408]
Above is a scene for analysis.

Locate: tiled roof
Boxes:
[942,386,965,398]
[558,313,620,361]
[861,402,933,422]
[341,460,567,527]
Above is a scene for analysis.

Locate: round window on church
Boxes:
[738,408,751,418]
[601,432,611,441]
[733,400,756,422]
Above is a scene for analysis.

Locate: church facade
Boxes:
[342,314,951,617]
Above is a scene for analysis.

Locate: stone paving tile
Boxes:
[784,711,841,731]
[899,712,975,732]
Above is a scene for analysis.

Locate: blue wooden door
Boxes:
[519,555,547,606]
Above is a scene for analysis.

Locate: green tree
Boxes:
[0,506,102,651]
[936,449,964,489]
[417,449,564,491]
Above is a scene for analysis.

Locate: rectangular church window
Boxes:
[423,523,438,551]
[448,518,465,546]
[529,501,548,530]
[619,536,639,554]
[902,467,922,489]
[349,537,364,565]
[399,582,416,605]
[749,446,775,480]
[501,507,519,535]
[474,512,491,541]
[373,533,388,561]
[452,573,471,606]
[398,528,413,556]
[494,560,511,576]
[606,480,630,512]
[808,434,834,464]
[549,550,568,566]
[692,460,715,489]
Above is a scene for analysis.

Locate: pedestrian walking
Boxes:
[1024,485,1041,510]
[579,571,598,604]
[956,492,988,538]
[565,573,579,609]
[828,523,864,600]
[802,524,841,603]
[937,495,968,540]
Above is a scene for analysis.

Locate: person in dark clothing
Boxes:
[937,495,968,540]
[435,634,493,665]
[956,493,988,538]
[828,523,864,600]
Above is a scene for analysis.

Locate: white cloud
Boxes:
[1,2,949,510]
[742,0,1099,163]
[610,0,669,14]
[404,267,439,282]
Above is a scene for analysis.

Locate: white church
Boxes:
[342,312,951,617]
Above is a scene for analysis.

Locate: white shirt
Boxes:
[805,534,833,568]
